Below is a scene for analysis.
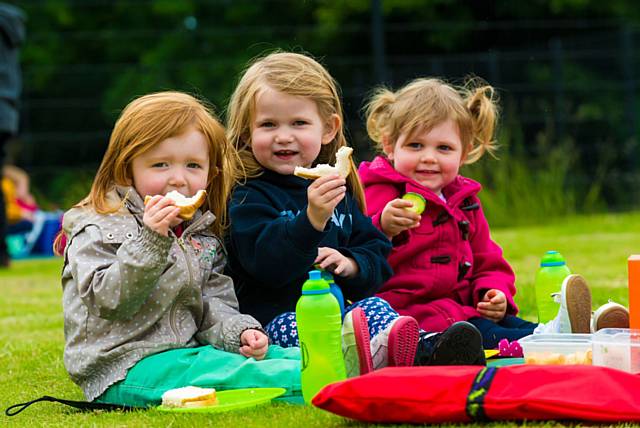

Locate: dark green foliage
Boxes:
[13,0,640,218]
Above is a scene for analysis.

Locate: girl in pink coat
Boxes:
[359,78,536,349]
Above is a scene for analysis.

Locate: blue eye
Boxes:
[260,121,275,128]
[438,145,453,151]
[152,162,168,168]
[293,120,308,126]
[187,162,202,169]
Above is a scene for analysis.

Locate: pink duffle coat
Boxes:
[359,156,518,332]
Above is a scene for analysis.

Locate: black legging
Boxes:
[468,315,538,348]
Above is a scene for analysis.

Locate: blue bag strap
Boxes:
[465,367,498,422]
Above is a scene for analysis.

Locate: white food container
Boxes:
[519,334,593,365]
[592,328,640,374]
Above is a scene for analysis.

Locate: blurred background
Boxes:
[9,0,640,226]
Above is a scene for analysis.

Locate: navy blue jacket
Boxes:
[225,170,393,326]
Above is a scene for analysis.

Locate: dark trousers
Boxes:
[468,315,538,348]
[0,132,8,263]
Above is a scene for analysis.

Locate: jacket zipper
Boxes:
[168,235,195,342]
[167,214,212,343]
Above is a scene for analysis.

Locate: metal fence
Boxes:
[11,18,640,205]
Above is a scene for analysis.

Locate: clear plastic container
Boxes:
[519,334,593,365]
[592,328,640,374]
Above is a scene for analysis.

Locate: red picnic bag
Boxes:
[312,365,640,424]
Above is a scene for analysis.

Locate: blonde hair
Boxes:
[365,77,498,164]
[226,51,366,212]
[77,91,236,238]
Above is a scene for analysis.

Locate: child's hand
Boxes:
[380,198,421,238]
[143,195,183,236]
[240,329,269,360]
[306,175,346,231]
[315,247,359,278]
[476,289,507,322]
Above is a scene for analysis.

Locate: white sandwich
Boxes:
[144,189,207,220]
[161,386,218,408]
[293,146,353,180]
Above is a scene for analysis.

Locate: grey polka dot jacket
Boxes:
[61,186,262,401]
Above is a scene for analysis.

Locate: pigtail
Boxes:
[365,88,397,152]
[463,80,499,164]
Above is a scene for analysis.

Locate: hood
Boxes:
[62,186,135,235]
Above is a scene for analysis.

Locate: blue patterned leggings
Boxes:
[265,296,399,347]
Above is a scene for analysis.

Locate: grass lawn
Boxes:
[1,211,639,427]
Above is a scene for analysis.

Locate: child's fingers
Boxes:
[146,195,174,210]
[151,206,181,222]
[332,259,349,275]
[391,215,419,227]
[318,252,342,270]
[390,198,414,209]
[315,186,346,204]
[477,301,497,311]
[251,343,269,361]
[144,194,168,208]
[327,191,346,207]
[252,333,269,350]
[390,207,421,222]
[240,343,268,360]
[310,175,345,193]
[477,308,500,320]
[315,247,333,263]
[309,174,341,187]
[239,345,255,358]
[146,202,177,221]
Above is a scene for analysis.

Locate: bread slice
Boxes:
[293,146,353,180]
[161,386,218,408]
[143,189,207,220]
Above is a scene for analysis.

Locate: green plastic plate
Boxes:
[157,387,286,413]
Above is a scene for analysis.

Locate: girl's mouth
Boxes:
[416,170,439,175]
[274,150,298,160]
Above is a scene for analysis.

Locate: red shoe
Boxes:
[388,316,420,367]
[342,307,374,377]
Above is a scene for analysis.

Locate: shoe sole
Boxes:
[387,316,419,367]
[564,275,592,334]
[431,322,486,366]
[594,306,630,331]
[351,307,374,375]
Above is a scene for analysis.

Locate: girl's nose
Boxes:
[168,168,187,186]
[275,131,293,144]
[420,150,437,163]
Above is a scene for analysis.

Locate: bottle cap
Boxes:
[301,270,330,294]
[540,250,566,267]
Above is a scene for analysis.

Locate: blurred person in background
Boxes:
[0,3,25,267]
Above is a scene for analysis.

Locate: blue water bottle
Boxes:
[319,269,345,319]
[296,270,346,402]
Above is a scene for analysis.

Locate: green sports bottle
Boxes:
[296,270,346,403]
[534,251,571,323]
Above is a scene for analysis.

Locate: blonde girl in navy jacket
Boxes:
[225,52,486,373]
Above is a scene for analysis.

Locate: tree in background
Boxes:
[15,0,640,222]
